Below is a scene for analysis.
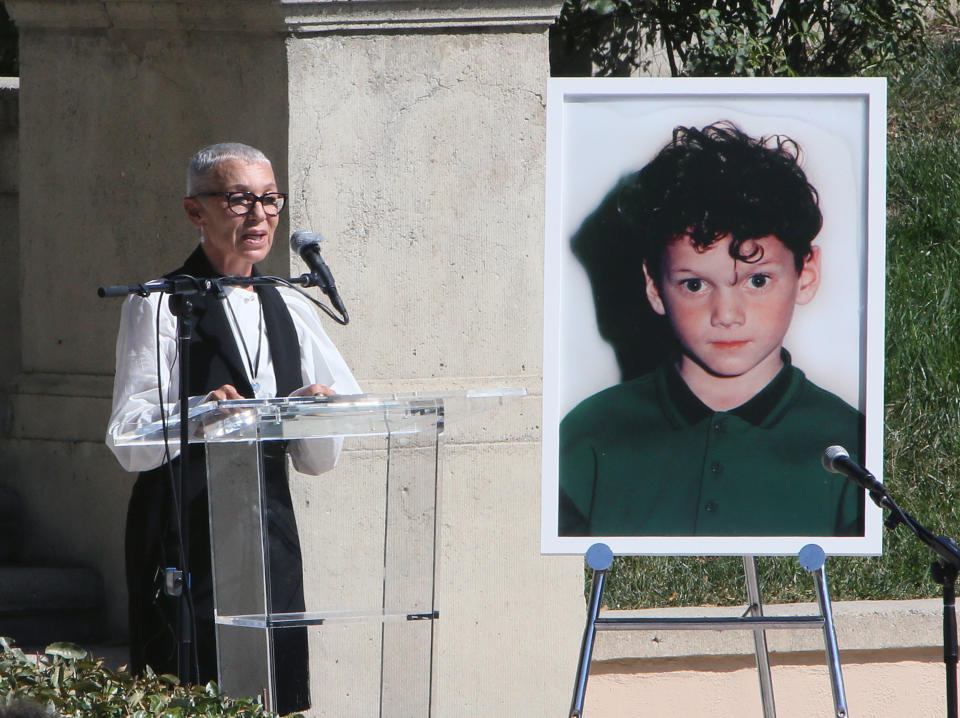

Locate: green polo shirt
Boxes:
[559,354,864,537]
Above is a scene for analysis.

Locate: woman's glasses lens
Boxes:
[225,192,286,216]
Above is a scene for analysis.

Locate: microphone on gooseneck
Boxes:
[290,230,347,318]
[821,445,886,502]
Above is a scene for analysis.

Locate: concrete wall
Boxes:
[2,1,584,714]
[283,24,585,709]
[3,1,291,642]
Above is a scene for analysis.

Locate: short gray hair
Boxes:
[186,142,271,195]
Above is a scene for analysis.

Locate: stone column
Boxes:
[283,4,581,714]
[4,0,294,646]
[5,1,582,714]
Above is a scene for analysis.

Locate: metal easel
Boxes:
[569,543,848,718]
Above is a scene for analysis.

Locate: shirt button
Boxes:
[711,462,723,475]
[704,501,717,512]
[713,420,724,433]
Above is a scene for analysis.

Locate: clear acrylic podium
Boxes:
[114,388,523,716]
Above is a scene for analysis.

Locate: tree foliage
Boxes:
[551,0,930,77]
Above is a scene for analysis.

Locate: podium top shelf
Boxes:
[111,387,526,446]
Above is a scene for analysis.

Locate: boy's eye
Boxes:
[748,274,769,289]
[680,278,703,293]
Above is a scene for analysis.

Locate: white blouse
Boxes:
[105,284,361,474]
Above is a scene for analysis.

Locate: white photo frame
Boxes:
[541,77,886,557]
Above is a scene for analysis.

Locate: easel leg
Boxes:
[743,555,777,718]
[800,544,849,718]
[569,544,614,718]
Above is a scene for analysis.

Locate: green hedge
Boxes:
[0,638,296,718]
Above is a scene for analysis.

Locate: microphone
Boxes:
[290,230,347,317]
[822,445,886,499]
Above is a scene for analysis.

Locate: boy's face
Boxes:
[644,234,820,387]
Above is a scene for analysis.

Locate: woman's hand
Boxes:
[206,384,244,402]
[290,383,335,398]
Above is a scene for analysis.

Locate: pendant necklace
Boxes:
[225,289,264,395]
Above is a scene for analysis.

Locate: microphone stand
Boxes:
[99,271,332,684]
[866,483,960,718]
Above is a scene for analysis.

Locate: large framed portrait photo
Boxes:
[541,77,886,557]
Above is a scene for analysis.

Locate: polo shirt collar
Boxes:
[657,349,798,428]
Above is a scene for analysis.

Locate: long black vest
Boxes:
[124,246,309,712]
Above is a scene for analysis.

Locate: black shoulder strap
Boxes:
[257,283,302,397]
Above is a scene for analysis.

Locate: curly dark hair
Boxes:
[617,122,822,282]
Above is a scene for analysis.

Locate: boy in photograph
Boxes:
[559,122,864,537]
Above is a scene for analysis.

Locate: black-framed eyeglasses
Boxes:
[191,191,287,216]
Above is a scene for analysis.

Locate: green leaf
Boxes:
[585,0,618,15]
[159,673,181,686]
[44,643,87,660]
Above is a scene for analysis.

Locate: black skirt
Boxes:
[125,442,310,714]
